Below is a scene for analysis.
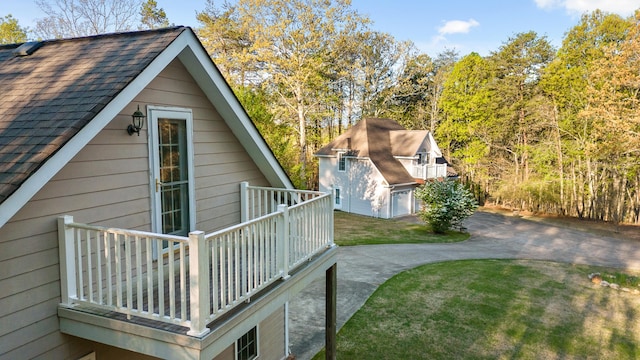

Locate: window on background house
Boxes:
[237,326,258,360]
[338,152,346,172]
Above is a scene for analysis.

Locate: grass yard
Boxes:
[313,260,640,360]
[333,210,469,246]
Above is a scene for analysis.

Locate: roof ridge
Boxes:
[16,26,188,46]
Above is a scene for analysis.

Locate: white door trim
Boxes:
[147,105,196,237]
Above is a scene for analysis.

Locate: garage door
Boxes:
[392,190,411,217]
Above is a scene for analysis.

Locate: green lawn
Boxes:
[333,211,469,246]
[314,259,640,359]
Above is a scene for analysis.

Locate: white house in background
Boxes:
[315,118,454,219]
[0,27,337,360]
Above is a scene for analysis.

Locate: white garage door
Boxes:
[392,190,411,217]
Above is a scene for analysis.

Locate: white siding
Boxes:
[318,156,394,218]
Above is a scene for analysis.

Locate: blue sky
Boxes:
[3,0,640,56]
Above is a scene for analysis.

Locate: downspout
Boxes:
[387,185,394,217]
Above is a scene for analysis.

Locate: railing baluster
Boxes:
[211,240,218,315]
[219,235,226,309]
[234,230,239,301]
[125,234,132,312]
[241,227,247,298]
[136,236,143,313]
[76,228,84,301]
[146,237,153,314]
[105,231,112,307]
[247,224,253,292]
[86,229,93,303]
[168,243,175,319]
[180,242,187,321]
[157,238,164,318]
[96,230,102,304]
[226,234,233,306]
[115,234,122,308]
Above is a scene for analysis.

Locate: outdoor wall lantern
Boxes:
[127,105,146,136]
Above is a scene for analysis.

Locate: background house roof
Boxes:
[0,27,186,204]
[315,118,418,185]
[389,130,430,157]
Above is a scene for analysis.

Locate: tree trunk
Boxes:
[296,86,307,183]
[553,104,565,215]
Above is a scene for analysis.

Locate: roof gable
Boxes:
[389,130,430,157]
[0,27,293,227]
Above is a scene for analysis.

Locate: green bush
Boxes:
[416,180,478,233]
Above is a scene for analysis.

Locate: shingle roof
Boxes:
[0,27,186,204]
[315,118,419,185]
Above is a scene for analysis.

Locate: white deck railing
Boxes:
[413,163,447,179]
[58,185,334,338]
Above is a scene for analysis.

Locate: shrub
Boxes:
[416,180,478,233]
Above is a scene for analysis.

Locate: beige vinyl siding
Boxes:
[211,306,286,360]
[0,58,275,359]
[213,345,234,360]
[0,110,152,359]
[259,306,286,360]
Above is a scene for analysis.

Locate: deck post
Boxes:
[58,215,77,306]
[188,231,211,337]
[240,181,249,222]
[277,204,290,279]
[326,263,337,360]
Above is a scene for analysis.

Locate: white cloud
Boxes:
[534,0,562,9]
[438,19,480,35]
[534,0,640,16]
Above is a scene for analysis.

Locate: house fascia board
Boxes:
[0,30,193,228]
[385,182,418,188]
[394,155,418,160]
[176,34,293,190]
[427,132,443,157]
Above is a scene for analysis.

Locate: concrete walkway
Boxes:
[287,210,640,360]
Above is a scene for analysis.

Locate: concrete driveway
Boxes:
[288,210,640,360]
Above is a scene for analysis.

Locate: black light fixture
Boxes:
[128,105,146,136]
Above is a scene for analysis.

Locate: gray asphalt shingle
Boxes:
[0,27,187,205]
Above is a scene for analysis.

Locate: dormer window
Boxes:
[417,152,430,165]
[338,152,346,172]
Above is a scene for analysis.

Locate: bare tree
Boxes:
[35,0,141,39]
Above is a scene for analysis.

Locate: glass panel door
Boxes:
[148,107,195,253]
[159,118,189,236]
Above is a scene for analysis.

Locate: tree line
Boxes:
[197,1,640,225]
[2,1,639,224]
[439,11,640,225]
